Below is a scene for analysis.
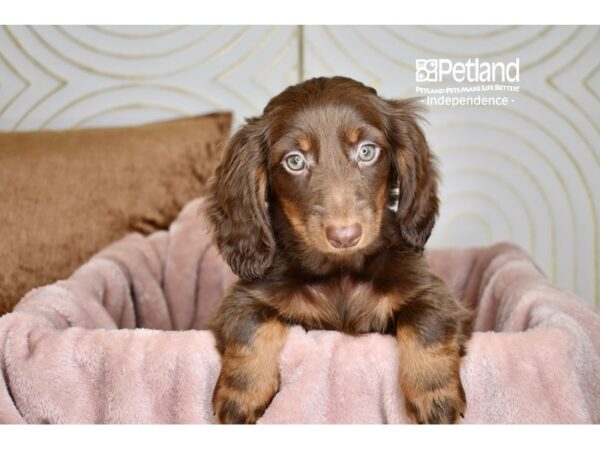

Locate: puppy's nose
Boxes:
[325,223,363,248]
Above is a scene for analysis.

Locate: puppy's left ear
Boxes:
[204,117,275,280]
[383,99,439,250]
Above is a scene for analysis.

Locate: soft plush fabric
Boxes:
[0,197,599,424]
[0,113,231,315]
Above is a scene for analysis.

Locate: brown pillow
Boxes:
[0,112,232,315]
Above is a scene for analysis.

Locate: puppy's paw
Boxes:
[404,380,466,424]
[212,373,278,424]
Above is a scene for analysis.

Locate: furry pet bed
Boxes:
[0,198,599,424]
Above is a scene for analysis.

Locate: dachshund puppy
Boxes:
[206,76,473,424]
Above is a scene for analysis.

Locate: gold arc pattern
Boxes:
[39,83,223,129]
[420,25,519,40]
[437,143,563,282]
[445,166,538,256]
[56,25,222,60]
[440,191,515,239]
[439,211,494,245]
[437,120,590,299]
[26,25,254,80]
[91,25,185,39]
[73,103,188,129]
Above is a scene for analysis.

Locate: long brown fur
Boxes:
[206,76,473,424]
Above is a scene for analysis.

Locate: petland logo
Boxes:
[416,58,520,83]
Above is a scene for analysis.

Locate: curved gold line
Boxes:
[546,28,600,136]
[322,26,382,88]
[442,190,515,238]
[5,26,65,85]
[352,26,413,71]
[540,26,591,78]
[39,83,223,129]
[582,55,600,100]
[439,144,563,282]
[215,27,278,111]
[385,25,554,59]
[420,25,519,40]
[90,25,185,39]
[0,45,30,85]
[0,48,30,116]
[520,26,583,72]
[55,25,221,60]
[15,85,64,131]
[445,166,538,257]
[73,103,187,129]
[439,211,494,245]
[27,25,252,80]
[582,61,600,103]
[0,81,27,118]
[4,26,67,130]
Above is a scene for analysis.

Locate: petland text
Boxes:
[416,58,520,83]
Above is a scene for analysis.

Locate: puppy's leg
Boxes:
[211,287,288,424]
[395,278,472,424]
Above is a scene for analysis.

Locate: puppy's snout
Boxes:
[325,223,363,248]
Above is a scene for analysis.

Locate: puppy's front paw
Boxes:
[404,378,466,424]
[212,372,278,424]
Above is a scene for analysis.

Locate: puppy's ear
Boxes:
[205,117,275,280]
[384,99,439,250]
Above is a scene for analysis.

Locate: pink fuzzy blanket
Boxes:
[1,198,599,424]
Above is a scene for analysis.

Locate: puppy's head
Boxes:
[207,76,439,280]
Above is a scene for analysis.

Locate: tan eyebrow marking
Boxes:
[297,136,312,152]
[346,128,360,144]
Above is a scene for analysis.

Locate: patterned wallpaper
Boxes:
[1,25,599,306]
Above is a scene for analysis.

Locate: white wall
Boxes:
[1,25,599,306]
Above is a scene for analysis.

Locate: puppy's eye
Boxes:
[284,152,306,172]
[357,142,379,164]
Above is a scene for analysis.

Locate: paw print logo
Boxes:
[416,59,438,82]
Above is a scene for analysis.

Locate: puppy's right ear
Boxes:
[205,118,275,280]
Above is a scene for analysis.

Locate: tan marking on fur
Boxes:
[279,197,312,243]
[346,128,360,144]
[373,180,388,230]
[368,295,396,332]
[213,320,288,424]
[396,326,465,424]
[298,135,311,152]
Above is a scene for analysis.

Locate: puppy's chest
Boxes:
[271,277,402,335]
